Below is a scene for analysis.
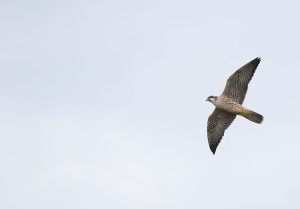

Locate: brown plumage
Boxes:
[206,57,263,154]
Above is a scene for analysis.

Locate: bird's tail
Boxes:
[240,109,264,124]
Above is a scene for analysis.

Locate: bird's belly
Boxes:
[215,99,243,114]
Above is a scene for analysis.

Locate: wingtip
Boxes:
[210,147,217,155]
[255,57,261,63]
[248,57,261,69]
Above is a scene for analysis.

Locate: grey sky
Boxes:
[1,1,300,209]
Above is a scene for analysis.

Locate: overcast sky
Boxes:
[1,0,300,209]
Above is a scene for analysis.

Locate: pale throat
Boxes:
[210,97,217,104]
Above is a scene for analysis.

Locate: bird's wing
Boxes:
[221,57,261,104]
[207,108,236,154]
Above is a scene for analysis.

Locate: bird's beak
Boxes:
[206,98,209,101]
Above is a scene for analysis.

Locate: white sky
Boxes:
[1,1,300,209]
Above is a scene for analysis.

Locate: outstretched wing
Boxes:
[221,57,261,104]
[207,108,236,154]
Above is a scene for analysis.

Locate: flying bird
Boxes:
[206,57,263,154]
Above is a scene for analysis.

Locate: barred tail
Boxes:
[241,109,264,124]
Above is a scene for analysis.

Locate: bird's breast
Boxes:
[215,97,244,114]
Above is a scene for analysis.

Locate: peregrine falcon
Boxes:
[206,57,263,154]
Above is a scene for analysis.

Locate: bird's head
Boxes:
[206,96,217,104]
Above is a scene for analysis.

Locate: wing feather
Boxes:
[221,57,261,104]
[207,108,236,154]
